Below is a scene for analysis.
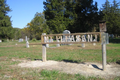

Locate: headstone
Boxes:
[26,41,29,48]
[0,39,2,42]
[93,39,96,46]
[109,34,114,38]
[111,34,114,38]
[62,30,71,42]
[19,38,24,42]
[82,35,86,47]
[25,36,27,41]
[46,40,49,48]
[56,40,60,47]
[62,30,72,45]
[82,43,85,47]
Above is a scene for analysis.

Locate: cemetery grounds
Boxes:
[0,39,120,80]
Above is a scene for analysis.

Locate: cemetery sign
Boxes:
[41,32,101,44]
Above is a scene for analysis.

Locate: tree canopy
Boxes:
[43,0,101,33]
[24,12,49,39]
[101,0,120,35]
[0,0,14,39]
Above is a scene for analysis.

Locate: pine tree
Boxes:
[43,0,66,33]
[101,0,120,35]
[44,0,100,33]
[0,0,13,39]
[64,0,99,32]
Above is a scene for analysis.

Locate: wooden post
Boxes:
[42,33,46,62]
[101,32,106,71]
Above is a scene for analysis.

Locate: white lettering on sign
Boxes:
[88,35,92,42]
[82,35,86,42]
[76,35,81,42]
[43,34,99,43]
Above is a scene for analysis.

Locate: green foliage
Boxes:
[24,12,49,40]
[44,0,66,33]
[0,0,14,39]
[13,28,21,40]
[43,0,100,33]
[32,38,37,42]
[101,0,120,35]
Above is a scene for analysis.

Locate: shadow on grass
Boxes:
[62,59,84,64]
[116,60,120,65]
[109,38,120,43]
[27,58,42,61]
[34,59,42,61]
[62,59,102,70]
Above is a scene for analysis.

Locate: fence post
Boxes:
[101,32,106,71]
[42,33,47,62]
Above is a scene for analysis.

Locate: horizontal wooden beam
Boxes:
[41,32,101,37]
[29,41,100,45]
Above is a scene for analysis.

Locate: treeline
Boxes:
[0,0,120,40]
[22,0,120,40]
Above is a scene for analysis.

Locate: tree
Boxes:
[44,0,66,33]
[0,0,13,39]
[13,28,21,40]
[101,0,120,35]
[66,0,99,32]
[26,12,49,39]
[44,0,100,33]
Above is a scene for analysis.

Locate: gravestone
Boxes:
[0,39,2,42]
[62,30,71,45]
[110,34,114,38]
[63,30,71,42]
[93,39,96,46]
[26,41,29,48]
[81,35,86,47]
[19,38,24,42]
[25,36,27,42]
[56,40,60,47]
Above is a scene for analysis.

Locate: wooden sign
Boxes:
[41,32,101,44]
[99,21,106,32]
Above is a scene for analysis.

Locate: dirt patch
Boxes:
[17,59,120,79]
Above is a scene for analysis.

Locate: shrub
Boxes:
[32,38,37,42]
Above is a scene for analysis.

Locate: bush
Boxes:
[32,38,37,42]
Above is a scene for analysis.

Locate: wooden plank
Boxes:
[29,41,100,45]
[42,32,101,37]
[101,32,107,71]
[102,43,106,71]
[42,33,47,62]
[42,44,46,62]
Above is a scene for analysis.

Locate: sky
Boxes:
[6,0,120,29]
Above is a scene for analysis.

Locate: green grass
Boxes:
[0,40,120,80]
[40,69,104,80]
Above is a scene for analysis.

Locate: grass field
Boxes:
[0,39,120,80]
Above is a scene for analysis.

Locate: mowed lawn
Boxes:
[0,40,120,80]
